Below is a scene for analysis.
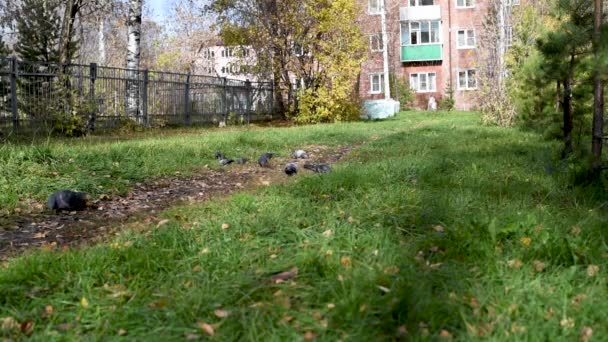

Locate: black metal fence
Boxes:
[0,57,276,133]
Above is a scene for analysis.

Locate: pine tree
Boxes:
[14,0,61,63]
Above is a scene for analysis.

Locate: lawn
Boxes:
[1,111,607,341]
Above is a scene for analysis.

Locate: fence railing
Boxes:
[0,57,277,133]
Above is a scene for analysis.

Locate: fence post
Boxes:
[221,77,228,125]
[245,79,252,125]
[87,63,97,132]
[10,57,18,132]
[184,72,191,126]
[142,69,149,126]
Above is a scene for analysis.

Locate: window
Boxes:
[221,49,225,58]
[456,0,474,7]
[410,72,436,93]
[505,26,513,47]
[369,0,381,14]
[457,29,475,48]
[401,21,440,45]
[458,69,477,90]
[369,33,383,52]
[410,0,433,5]
[505,0,520,5]
[370,73,385,94]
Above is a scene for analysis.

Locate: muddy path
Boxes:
[0,145,357,260]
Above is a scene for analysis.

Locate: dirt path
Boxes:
[0,145,357,260]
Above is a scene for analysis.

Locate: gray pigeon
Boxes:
[48,190,91,211]
[219,158,235,166]
[258,153,274,167]
[291,150,309,159]
[303,162,331,174]
[284,163,298,176]
[215,151,226,160]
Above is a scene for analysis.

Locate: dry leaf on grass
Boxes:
[270,267,299,283]
[384,266,400,274]
[80,297,89,308]
[533,260,546,272]
[196,322,215,336]
[587,265,599,277]
[221,223,230,230]
[579,326,593,342]
[117,329,127,336]
[322,229,333,237]
[507,259,523,269]
[520,237,531,247]
[304,331,317,341]
[560,317,575,329]
[340,256,352,268]
[20,320,34,335]
[1,317,18,332]
[433,225,445,232]
[156,219,170,228]
[214,309,230,318]
[43,305,53,318]
[439,329,453,339]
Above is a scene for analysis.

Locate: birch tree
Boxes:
[126,0,143,122]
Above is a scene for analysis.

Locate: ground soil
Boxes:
[0,144,357,260]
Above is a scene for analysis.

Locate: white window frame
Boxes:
[409,72,437,93]
[457,69,477,90]
[456,0,475,8]
[409,0,434,6]
[400,20,441,46]
[505,0,520,6]
[457,29,476,49]
[369,33,384,52]
[370,73,385,94]
[369,0,381,15]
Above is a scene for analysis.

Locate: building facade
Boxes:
[358,0,517,110]
[195,45,259,82]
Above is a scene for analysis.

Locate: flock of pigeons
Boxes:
[214,149,332,176]
[47,149,332,212]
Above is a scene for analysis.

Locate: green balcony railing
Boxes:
[401,44,442,62]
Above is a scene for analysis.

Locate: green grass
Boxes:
[1,111,608,340]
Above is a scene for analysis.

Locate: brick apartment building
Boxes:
[358,0,517,110]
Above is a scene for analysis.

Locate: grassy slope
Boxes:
[1,112,608,341]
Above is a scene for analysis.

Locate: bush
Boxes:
[294,86,361,124]
[389,75,414,111]
[438,82,455,112]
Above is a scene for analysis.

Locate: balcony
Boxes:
[401,44,442,62]
[400,5,441,21]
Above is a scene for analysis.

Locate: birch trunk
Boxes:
[98,18,106,65]
[126,0,143,123]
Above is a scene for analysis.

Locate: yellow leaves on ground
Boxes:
[520,236,531,247]
[221,223,230,230]
[196,322,215,336]
[79,297,89,308]
[587,265,599,277]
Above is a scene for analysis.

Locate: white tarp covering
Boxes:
[362,99,400,119]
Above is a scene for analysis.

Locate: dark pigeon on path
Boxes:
[219,158,235,166]
[258,153,274,167]
[303,162,331,174]
[284,163,298,176]
[48,190,91,211]
[236,157,249,164]
[215,151,226,160]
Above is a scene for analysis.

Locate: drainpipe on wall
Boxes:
[381,0,391,100]
[447,0,453,91]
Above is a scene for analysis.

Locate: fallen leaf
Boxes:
[560,317,575,329]
[43,305,53,317]
[533,260,546,272]
[571,294,588,307]
[520,237,531,247]
[221,223,230,230]
[433,225,444,232]
[20,320,34,335]
[570,226,582,237]
[192,265,202,272]
[270,254,278,259]
[587,265,599,277]
[322,229,333,237]
[580,326,593,342]
[384,266,400,274]
[340,256,352,268]
[377,285,391,293]
[327,303,335,309]
[347,216,355,223]
[1,317,18,332]
[511,323,526,333]
[80,297,89,308]
[270,267,299,283]
[544,308,555,320]
[439,329,453,339]
[214,309,230,318]
[507,259,523,269]
[280,315,294,324]
[185,333,200,340]
[117,329,127,336]
[99,194,111,201]
[303,331,317,341]
[33,232,47,239]
[196,322,215,336]
[157,219,170,228]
